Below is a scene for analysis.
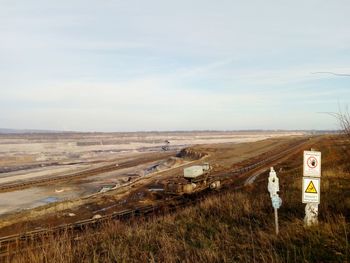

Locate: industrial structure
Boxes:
[165,163,221,194]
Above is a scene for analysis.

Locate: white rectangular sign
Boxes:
[303,151,321,177]
[302,177,320,203]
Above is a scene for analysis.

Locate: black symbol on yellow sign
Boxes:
[305,181,317,193]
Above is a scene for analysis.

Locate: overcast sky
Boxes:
[1,0,350,131]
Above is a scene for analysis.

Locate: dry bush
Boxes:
[330,105,350,138]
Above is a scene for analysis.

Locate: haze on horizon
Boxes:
[1,0,350,132]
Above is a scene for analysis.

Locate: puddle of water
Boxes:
[41,197,59,203]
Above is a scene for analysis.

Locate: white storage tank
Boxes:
[184,165,204,179]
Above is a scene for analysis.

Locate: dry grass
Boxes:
[7,137,350,263]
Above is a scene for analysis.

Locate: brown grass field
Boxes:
[5,135,350,262]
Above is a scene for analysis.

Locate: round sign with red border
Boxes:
[307,156,318,169]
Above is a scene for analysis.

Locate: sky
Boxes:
[1,0,350,132]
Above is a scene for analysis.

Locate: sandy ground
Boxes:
[0,131,303,163]
[0,131,306,218]
[0,157,174,215]
[0,187,80,215]
[0,164,90,184]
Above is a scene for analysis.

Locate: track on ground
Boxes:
[0,137,312,259]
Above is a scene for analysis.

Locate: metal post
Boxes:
[268,167,281,235]
[302,150,321,227]
[274,208,279,235]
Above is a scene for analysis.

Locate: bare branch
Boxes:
[333,105,350,137]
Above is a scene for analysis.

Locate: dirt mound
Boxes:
[145,157,184,174]
[176,147,208,160]
[156,157,183,171]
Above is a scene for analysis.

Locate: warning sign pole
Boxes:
[268,167,282,235]
[302,149,321,227]
[274,208,279,235]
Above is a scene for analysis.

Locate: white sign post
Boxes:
[268,167,282,235]
[302,150,321,226]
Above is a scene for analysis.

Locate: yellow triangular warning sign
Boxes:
[305,181,317,193]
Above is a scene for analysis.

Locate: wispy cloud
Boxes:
[311,71,350,77]
[1,0,350,131]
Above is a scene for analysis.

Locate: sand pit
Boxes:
[0,131,306,219]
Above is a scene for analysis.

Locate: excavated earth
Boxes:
[0,133,310,236]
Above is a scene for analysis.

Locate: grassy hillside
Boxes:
[12,136,350,262]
